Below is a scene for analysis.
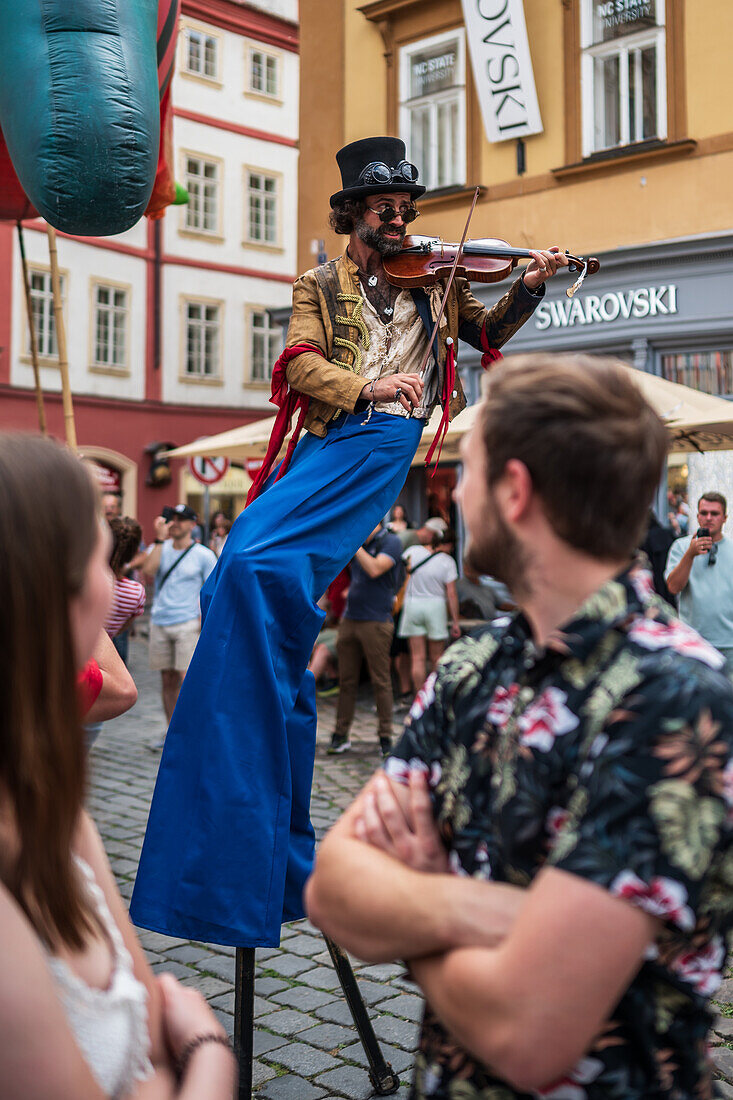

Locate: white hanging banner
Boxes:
[460,0,543,143]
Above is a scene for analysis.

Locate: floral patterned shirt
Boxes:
[386,564,733,1100]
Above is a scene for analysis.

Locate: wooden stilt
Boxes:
[234,947,255,1099]
[17,222,46,435]
[46,224,77,450]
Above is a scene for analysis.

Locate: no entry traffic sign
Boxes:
[188,454,230,485]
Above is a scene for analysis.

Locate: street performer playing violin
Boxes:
[131,135,569,949]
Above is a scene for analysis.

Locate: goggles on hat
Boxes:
[357,159,420,186]
[367,203,420,225]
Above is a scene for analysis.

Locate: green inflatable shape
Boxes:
[0,0,159,236]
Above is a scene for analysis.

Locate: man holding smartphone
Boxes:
[142,504,217,727]
[666,491,733,674]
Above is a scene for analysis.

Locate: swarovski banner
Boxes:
[460,0,543,142]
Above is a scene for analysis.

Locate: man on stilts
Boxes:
[130,135,567,947]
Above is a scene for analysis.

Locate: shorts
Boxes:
[149,619,200,672]
[398,597,448,641]
[315,627,338,659]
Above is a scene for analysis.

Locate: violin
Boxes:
[383,235,601,299]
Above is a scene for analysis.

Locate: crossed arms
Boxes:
[305,769,657,1093]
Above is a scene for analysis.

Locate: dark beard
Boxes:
[355,218,406,257]
[464,501,529,599]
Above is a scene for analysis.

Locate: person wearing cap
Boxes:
[130,136,566,949]
[142,505,217,727]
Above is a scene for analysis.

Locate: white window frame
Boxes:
[244,169,279,246]
[183,300,222,380]
[398,29,466,193]
[580,0,667,157]
[247,46,281,99]
[183,153,221,236]
[91,282,129,371]
[183,27,220,81]
[248,307,283,384]
[26,268,66,360]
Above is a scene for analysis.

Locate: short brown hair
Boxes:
[480,354,668,559]
[698,492,727,514]
[109,515,142,577]
[329,199,367,235]
[0,433,99,949]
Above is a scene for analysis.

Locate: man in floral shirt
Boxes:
[306,353,733,1100]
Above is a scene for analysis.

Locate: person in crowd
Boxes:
[306,354,733,1100]
[0,432,235,1100]
[101,492,122,523]
[639,509,677,608]
[142,505,217,726]
[329,523,403,758]
[388,503,410,533]
[309,569,350,697]
[666,491,733,674]
[398,526,461,695]
[105,516,145,664]
[79,629,138,726]
[209,513,231,557]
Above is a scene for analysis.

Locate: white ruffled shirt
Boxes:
[42,856,153,1099]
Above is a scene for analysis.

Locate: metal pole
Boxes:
[203,483,211,545]
[325,936,400,1095]
[234,947,255,1100]
[17,222,46,435]
[46,225,77,450]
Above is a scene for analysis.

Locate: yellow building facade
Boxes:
[298,0,733,414]
[299,0,732,268]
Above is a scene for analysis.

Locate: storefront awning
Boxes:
[164,365,733,467]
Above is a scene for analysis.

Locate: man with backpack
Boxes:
[329,523,403,758]
[143,504,217,726]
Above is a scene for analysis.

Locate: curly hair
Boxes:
[109,515,142,577]
[329,199,367,235]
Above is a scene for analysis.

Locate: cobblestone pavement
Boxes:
[88,635,418,1099]
[88,636,733,1097]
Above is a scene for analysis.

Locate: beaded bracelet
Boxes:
[176,1032,234,1078]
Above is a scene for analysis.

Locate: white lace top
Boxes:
[42,857,153,1099]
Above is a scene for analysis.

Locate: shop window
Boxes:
[661,350,733,398]
[185,28,219,80]
[185,301,221,378]
[249,309,282,382]
[581,0,666,156]
[27,269,66,359]
[399,30,466,192]
[246,171,278,245]
[93,284,128,369]
[184,155,220,234]
[249,49,279,97]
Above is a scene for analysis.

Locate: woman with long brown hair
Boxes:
[0,433,235,1100]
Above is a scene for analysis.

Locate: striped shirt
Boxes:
[105,577,146,638]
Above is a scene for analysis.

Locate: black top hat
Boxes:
[330,136,426,207]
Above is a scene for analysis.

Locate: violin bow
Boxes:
[415,185,480,381]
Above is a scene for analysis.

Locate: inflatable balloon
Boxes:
[0,0,180,235]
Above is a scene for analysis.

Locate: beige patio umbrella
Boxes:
[165,365,733,467]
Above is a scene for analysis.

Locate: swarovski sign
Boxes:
[460,0,543,142]
[534,285,678,330]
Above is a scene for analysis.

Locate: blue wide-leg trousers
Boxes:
[130,411,423,946]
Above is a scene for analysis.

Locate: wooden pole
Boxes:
[17,223,46,435]
[46,224,77,450]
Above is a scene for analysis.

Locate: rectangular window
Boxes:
[581,0,666,156]
[662,350,733,398]
[185,302,220,378]
[185,156,219,234]
[28,270,65,358]
[399,31,466,192]
[249,49,279,97]
[250,310,283,382]
[185,28,219,80]
[93,285,128,368]
[246,171,278,244]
